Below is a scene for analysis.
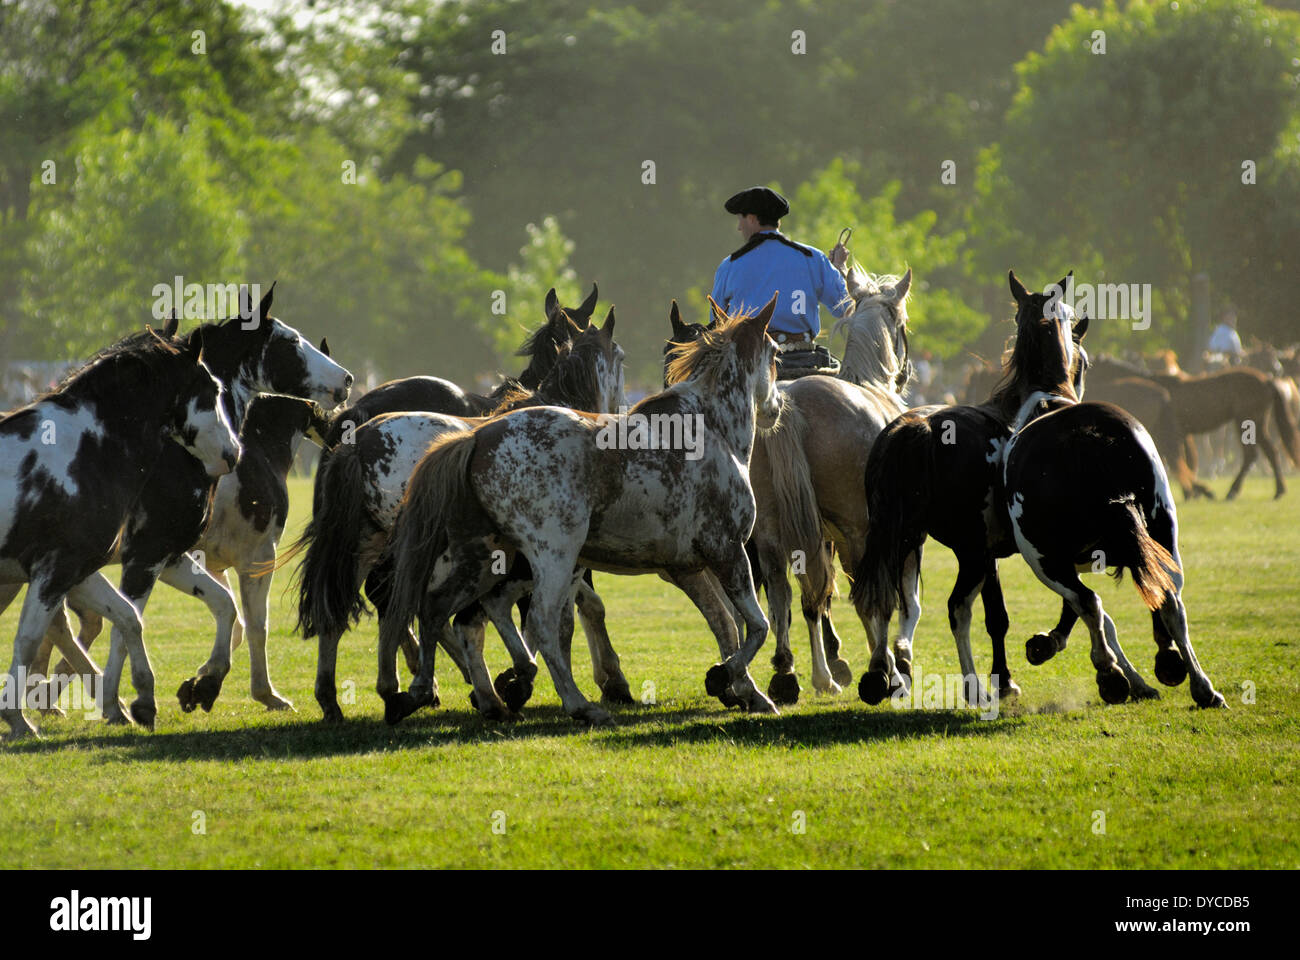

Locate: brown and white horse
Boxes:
[378,296,784,727]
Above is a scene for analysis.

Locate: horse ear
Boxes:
[163,309,179,338]
[669,300,689,339]
[1008,270,1029,305]
[320,336,331,357]
[1073,313,1089,341]
[579,283,599,319]
[749,292,778,331]
[706,296,727,328]
[1054,270,1073,299]
[890,267,912,302]
[257,281,276,324]
[601,305,615,338]
[544,288,560,321]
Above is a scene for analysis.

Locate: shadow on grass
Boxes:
[4,694,1023,761]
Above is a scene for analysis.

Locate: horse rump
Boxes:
[382,429,481,633]
[850,412,933,620]
[1269,378,1300,466]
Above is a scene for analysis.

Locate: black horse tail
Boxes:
[383,430,481,632]
[287,439,371,639]
[850,413,932,621]
[1105,497,1180,611]
[1269,379,1300,467]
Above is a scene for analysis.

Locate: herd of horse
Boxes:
[0,267,1249,740]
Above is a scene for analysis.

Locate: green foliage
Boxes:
[497,216,581,359]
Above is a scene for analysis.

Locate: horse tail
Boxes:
[850,413,932,621]
[383,430,480,632]
[758,401,823,565]
[287,439,371,639]
[1105,498,1179,611]
[1269,379,1300,466]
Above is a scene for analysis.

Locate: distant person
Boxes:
[1207,307,1244,366]
[709,186,850,371]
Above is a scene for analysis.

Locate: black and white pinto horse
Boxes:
[851,272,1091,708]
[0,330,241,738]
[378,296,783,728]
[290,312,626,721]
[5,291,353,721]
[1001,317,1226,709]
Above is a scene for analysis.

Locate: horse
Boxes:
[851,271,1090,709]
[377,295,784,728]
[1001,318,1226,710]
[1091,356,1300,499]
[29,391,335,714]
[288,312,626,721]
[0,328,241,738]
[2,289,353,722]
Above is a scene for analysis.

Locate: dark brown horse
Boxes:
[1092,357,1300,499]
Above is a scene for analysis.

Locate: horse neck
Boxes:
[685,362,758,459]
[68,357,176,464]
[242,398,308,475]
[836,306,903,394]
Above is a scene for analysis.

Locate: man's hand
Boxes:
[829,242,849,272]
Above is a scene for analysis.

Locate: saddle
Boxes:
[775,344,840,380]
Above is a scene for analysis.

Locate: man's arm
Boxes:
[816,251,852,318]
[709,259,731,312]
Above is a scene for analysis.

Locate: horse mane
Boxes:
[831,266,910,390]
[987,307,1079,420]
[491,325,608,414]
[39,329,188,413]
[514,312,580,388]
[664,307,754,390]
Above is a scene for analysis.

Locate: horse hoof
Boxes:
[858,670,890,706]
[991,675,1021,699]
[194,675,223,712]
[493,668,518,701]
[576,705,615,728]
[176,677,198,713]
[469,690,479,711]
[1154,649,1188,687]
[1025,633,1057,666]
[1097,670,1130,705]
[502,677,533,714]
[767,672,801,706]
[717,686,744,709]
[319,705,345,724]
[1130,684,1161,701]
[383,692,419,726]
[830,658,854,687]
[746,692,780,715]
[599,681,634,705]
[1194,688,1227,709]
[704,664,732,697]
[129,700,156,731]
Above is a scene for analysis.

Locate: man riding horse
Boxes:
[709,185,852,378]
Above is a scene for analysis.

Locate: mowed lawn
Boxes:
[1,473,1296,869]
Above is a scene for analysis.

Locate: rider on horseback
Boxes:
[710,186,852,377]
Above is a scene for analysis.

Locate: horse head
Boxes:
[834,265,913,392]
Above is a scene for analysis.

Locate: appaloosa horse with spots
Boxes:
[851,271,1090,709]
[0,329,241,738]
[378,295,783,727]
[1002,313,1226,709]
[289,312,626,721]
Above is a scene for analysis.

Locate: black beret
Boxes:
[724,186,789,224]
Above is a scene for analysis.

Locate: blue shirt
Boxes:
[709,231,850,337]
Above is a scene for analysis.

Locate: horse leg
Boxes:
[703,554,777,715]
[315,627,348,722]
[235,563,292,710]
[798,540,840,696]
[1100,612,1159,700]
[2,582,62,739]
[162,556,240,713]
[71,572,156,728]
[1147,509,1225,707]
[1256,432,1286,499]
[33,604,106,715]
[982,561,1019,699]
[667,569,747,709]
[891,547,922,694]
[366,560,421,677]
[478,585,538,712]
[757,540,799,705]
[1026,558,1129,705]
[945,554,994,709]
[1224,430,1259,500]
[524,562,612,727]
[574,574,633,704]
[1025,601,1079,665]
[817,541,852,685]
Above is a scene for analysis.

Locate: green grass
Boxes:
[1,474,1297,868]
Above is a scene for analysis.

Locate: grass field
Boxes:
[1,473,1296,869]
